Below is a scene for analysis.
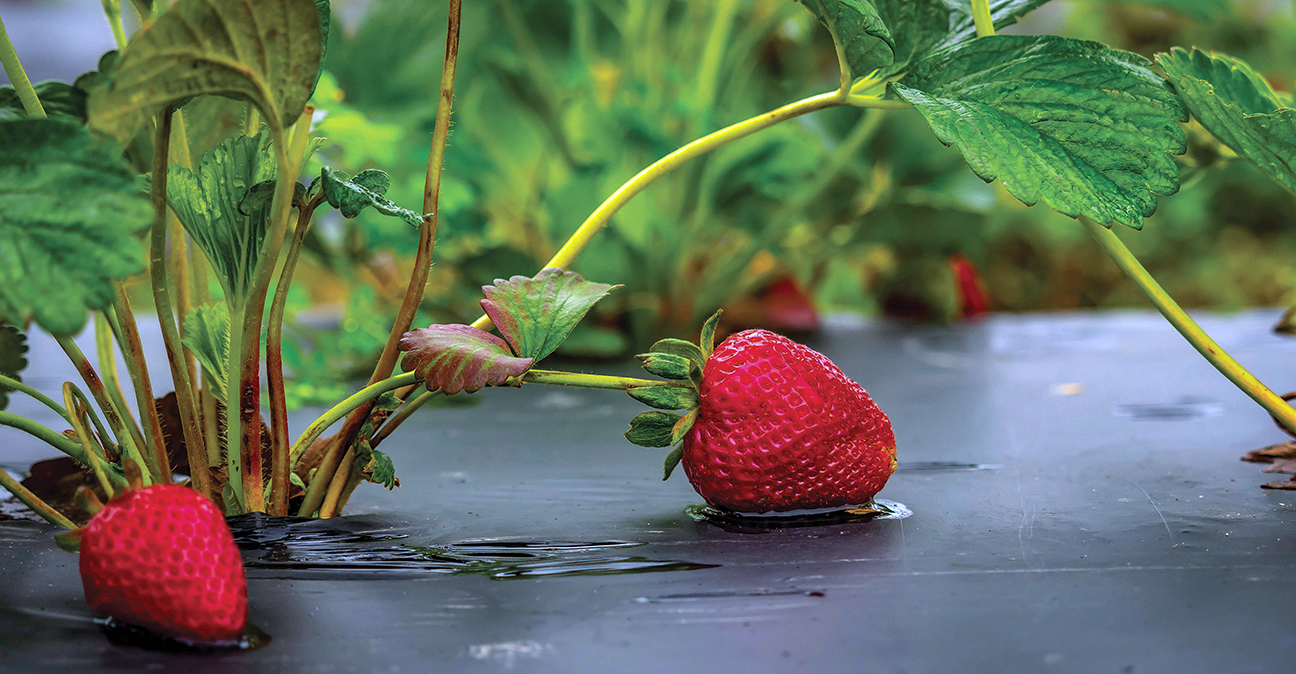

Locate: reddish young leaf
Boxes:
[398,324,533,394]
[480,268,620,363]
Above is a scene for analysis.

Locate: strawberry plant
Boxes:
[1,0,1295,539]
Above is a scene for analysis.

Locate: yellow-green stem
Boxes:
[95,311,144,459]
[0,373,71,426]
[972,0,995,38]
[101,0,128,50]
[55,335,150,480]
[469,90,848,330]
[62,382,117,466]
[65,383,121,496]
[522,369,681,391]
[0,411,92,466]
[1083,217,1296,434]
[370,389,442,447]
[147,109,194,489]
[0,14,45,118]
[292,372,419,517]
[0,466,75,529]
[111,286,170,490]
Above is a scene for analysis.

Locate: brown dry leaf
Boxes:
[1242,442,1296,463]
[1262,458,1296,474]
[17,457,107,526]
[1261,479,1296,490]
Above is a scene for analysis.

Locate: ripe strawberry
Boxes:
[681,329,896,513]
[77,485,247,643]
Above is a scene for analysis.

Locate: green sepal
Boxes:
[0,324,28,411]
[649,338,705,370]
[670,408,699,446]
[636,352,693,381]
[628,385,700,411]
[662,446,684,481]
[700,310,723,359]
[54,528,84,553]
[625,411,682,448]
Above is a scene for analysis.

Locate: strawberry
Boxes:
[74,484,247,643]
[625,317,895,514]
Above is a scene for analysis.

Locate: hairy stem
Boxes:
[1083,217,1296,434]
[469,90,848,330]
[147,108,194,489]
[0,14,45,118]
[233,108,312,514]
[0,466,75,529]
[313,0,463,514]
[292,372,419,517]
[266,198,322,516]
[55,335,151,482]
[111,286,171,491]
[971,0,995,38]
[94,311,143,457]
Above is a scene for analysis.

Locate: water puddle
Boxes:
[97,617,271,652]
[684,498,912,533]
[228,514,716,579]
[897,461,999,472]
[1112,398,1222,421]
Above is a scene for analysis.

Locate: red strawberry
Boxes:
[77,485,247,643]
[682,329,896,513]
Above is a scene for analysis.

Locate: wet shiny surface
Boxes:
[4,311,1296,672]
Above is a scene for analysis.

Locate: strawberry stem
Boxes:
[0,466,75,529]
[972,0,995,38]
[1083,217,1296,434]
[521,369,687,391]
[0,14,45,118]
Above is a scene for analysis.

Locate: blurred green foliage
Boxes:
[287,0,1296,382]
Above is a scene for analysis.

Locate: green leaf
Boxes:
[0,118,151,336]
[319,167,424,227]
[699,310,723,359]
[625,411,682,448]
[662,446,684,481]
[649,338,705,370]
[865,1,952,78]
[628,385,700,411]
[1158,48,1296,195]
[357,391,402,439]
[795,0,894,79]
[0,81,88,122]
[182,302,230,400]
[891,35,1186,229]
[670,408,699,446]
[362,448,399,490]
[637,352,693,381]
[314,0,332,97]
[86,0,323,144]
[166,132,277,304]
[480,268,621,363]
[0,325,28,411]
[398,324,534,394]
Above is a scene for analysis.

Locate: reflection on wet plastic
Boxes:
[228,514,716,579]
[97,616,271,652]
[685,498,912,532]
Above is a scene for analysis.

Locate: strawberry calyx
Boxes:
[623,310,722,480]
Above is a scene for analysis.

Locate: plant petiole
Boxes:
[1082,217,1296,434]
[0,411,101,477]
[521,369,689,392]
[0,13,45,118]
[100,0,128,50]
[0,373,72,426]
[292,371,420,517]
[0,467,75,529]
[971,0,995,38]
[65,382,126,495]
